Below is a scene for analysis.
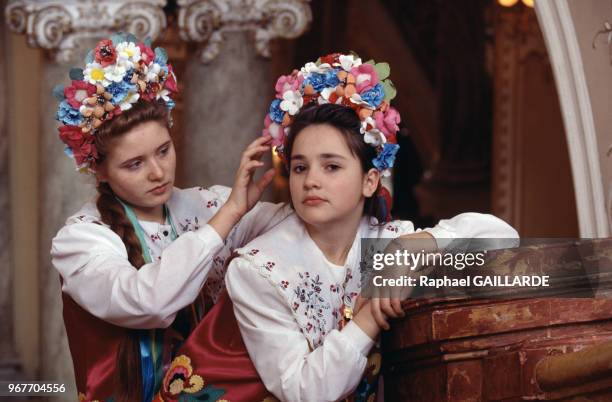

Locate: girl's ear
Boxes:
[362,168,380,198]
[96,165,108,183]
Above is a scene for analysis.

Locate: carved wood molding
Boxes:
[5,0,167,63]
[177,0,312,63]
[492,7,548,230]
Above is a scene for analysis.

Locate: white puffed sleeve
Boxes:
[420,213,520,250]
[202,185,291,248]
[51,222,224,329]
[226,257,374,402]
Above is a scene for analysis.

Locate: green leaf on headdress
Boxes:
[69,68,84,81]
[85,49,94,64]
[144,37,153,47]
[154,47,168,64]
[110,32,126,45]
[382,79,397,102]
[126,33,138,44]
[53,84,65,100]
[374,62,390,81]
[315,57,321,66]
[348,50,361,59]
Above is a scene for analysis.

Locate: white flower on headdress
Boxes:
[337,54,362,71]
[318,87,335,104]
[348,93,370,106]
[360,117,376,134]
[300,62,332,75]
[268,122,283,143]
[103,63,127,83]
[364,129,387,147]
[156,88,171,102]
[144,62,162,82]
[84,62,111,87]
[360,117,387,147]
[280,90,304,115]
[115,42,142,68]
[119,92,140,111]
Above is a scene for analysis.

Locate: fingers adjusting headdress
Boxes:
[54,32,178,173]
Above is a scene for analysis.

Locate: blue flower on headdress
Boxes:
[304,73,331,92]
[107,80,135,104]
[372,143,400,171]
[56,100,83,126]
[361,83,385,108]
[324,69,340,87]
[123,68,136,84]
[166,99,175,110]
[269,99,284,124]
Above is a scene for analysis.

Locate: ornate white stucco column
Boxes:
[176,0,312,187]
[5,1,167,398]
[0,0,19,381]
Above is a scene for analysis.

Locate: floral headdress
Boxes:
[263,53,401,176]
[54,32,178,173]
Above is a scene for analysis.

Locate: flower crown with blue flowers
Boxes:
[263,53,401,176]
[54,32,178,173]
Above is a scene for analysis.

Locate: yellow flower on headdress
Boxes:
[84,62,110,87]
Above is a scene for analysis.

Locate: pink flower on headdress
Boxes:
[263,115,286,147]
[94,40,117,67]
[350,64,378,93]
[164,64,178,93]
[373,107,401,143]
[64,81,97,109]
[275,72,303,99]
[138,43,155,64]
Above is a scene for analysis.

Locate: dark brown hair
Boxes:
[94,99,170,402]
[284,103,387,223]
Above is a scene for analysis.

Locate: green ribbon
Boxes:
[116,199,177,402]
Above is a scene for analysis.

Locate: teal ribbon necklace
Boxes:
[117,199,177,402]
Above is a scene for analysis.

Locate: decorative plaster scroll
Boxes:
[5,0,167,63]
[177,0,312,63]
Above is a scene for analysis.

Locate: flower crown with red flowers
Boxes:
[263,53,401,177]
[54,32,178,173]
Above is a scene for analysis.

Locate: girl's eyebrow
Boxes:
[157,140,171,150]
[319,153,346,160]
[291,153,347,160]
[119,141,171,166]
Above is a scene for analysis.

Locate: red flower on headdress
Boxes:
[64,81,97,109]
[164,64,178,93]
[94,39,117,67]
[138,42,155,64]
[59,125,86,150]
[320,53,341,65]
[73,136,98,167]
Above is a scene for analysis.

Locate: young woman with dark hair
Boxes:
[153,54,518,402]
[50,35,290,402]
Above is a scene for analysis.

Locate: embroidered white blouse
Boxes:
[226,212,519,402]
[51,185,291,329]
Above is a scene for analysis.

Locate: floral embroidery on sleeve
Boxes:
[290,272,331,347]
[178,217,200,232]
